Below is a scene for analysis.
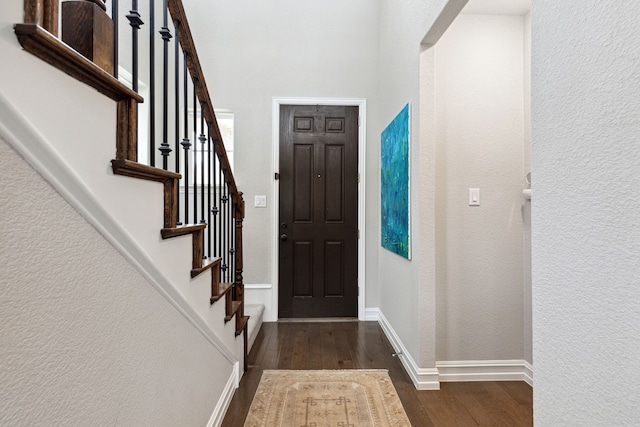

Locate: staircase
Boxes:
[14,0,249,365]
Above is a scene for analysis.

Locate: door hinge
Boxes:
[275,172,280,180]
[357,173,360,184]
[358,230,360,239]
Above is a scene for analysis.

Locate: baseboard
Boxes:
[375,310,533,389]
[365,307,380,321]
[377,311,440,390]
[206,362,239,427]
[245,283,272,290]
[437,360,534,385]
[523,361,534,386]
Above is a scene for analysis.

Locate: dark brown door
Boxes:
[279,105,359,318]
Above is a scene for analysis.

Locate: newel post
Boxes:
[24,0,58,34]
[61,0,114,74]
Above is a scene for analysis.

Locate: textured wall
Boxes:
[532,0,640,424]
[0,138,230,425]
[434,13,526,361]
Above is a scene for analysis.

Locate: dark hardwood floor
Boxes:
[221,321,533,426]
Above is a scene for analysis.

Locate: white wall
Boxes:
[0,138,231,425]
[522,11,532,365]
[532,0,640,424]
[434,13,526,361]
[184,0,381,320]
[376,0,460,375]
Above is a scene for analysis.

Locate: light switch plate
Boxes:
[254,195,267,208]
[469,188,480,206]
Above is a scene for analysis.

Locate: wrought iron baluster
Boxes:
[199,105,206,227]
[180,52,191,224]
[221,175,228,280]
[199,105,206,258]
[226,184,231,282]
[148,0,156,166]
[158,0,172,169]
[220,180,225,280]
[127,1,143,93]
[207,127,212,259]
[212,146,218,258]
[220,167,224,269]
[192,77,198,224]
[174,19,180,174]
[227,186,232,282]
[126,0,143,157]
[174,19,181,224]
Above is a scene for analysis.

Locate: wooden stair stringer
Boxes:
[222,286,249,337]
[111,159,247,338]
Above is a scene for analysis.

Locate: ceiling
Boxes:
[461,0,531,15]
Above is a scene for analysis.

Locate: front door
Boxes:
[278,105,359,318]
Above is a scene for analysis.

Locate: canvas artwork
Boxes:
[380,103,410,259]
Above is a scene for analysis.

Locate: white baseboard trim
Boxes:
[377,311,440,390]
[374,310,533,389]
[365,307,380,321]
[245,283,273,290]
[207,362,239,427]
[437,360,534,386]
[523,361,534,386]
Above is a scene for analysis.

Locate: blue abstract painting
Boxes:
[381,103,410,259]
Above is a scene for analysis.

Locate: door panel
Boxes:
[324,241,344,297]
[279,105,358,318]
[293,241,313,297]
[293,144,314,222]
[324,145,345,222]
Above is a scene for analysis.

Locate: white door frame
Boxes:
[271,97,367,320]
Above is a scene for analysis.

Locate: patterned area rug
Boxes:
[244,370,411,426]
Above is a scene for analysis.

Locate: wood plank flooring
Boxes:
[221,321,533,426]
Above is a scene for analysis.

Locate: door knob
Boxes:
[280,233,288,241]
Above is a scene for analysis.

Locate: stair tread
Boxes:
[191,257,222,278]
[111,159,181,182]
[225,300,242,322]
[161,223,207,239]
[210,282,233,304]
[235,315,250,337]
